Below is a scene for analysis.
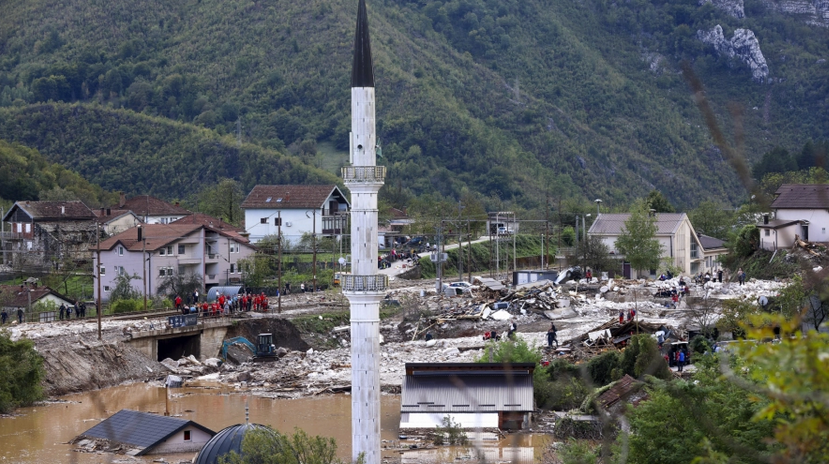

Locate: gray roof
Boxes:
[3,201,95,221]
[195,423,272,464]
[80,409,214,454]
[757,219,801,230]
[772,184,829,209]
[401,364,534,413]
[588,213,688,236]
[698,234,726,251]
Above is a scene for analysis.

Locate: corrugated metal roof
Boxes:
[588,213,687,236]
[80,409,213,452]
[401,373,533,413]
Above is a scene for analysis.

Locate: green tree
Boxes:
[196,178,244,226]
[576,235,616,274]
[752,146,798,180]
[616,199,662,276]
[157,273,204,300]
[220,427,352,464]
[109,273,141,302]
[645,190,675,213]
[688,199,736,239]
[0,331,44,413]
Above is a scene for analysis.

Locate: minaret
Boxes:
[342,1,386,463]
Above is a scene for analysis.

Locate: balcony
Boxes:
[322,214,348,235]
[341,166,386,184]
[342,274,388,293]
[206,253,219,262]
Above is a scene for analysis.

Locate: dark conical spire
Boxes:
[351,0,374,88]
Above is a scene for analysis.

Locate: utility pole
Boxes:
[278,211,282,313]
[312,209,317,293]
[96,223,102,340]
[467,220,472,283]
[1,206,5,266]
[141,226,147,312]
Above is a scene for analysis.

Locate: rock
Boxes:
[762,0,829,27]
[160,358,179,371]
[699,0,745,18]
[204,358,222,368]
[697,25,769,82]
[236,371,252,382]
[277,347,289,358]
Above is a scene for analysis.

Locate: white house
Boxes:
[758,184,829,251]
[93,208,142,236]
[241,185,350,244]
[588,213,717,278]
[91,220,255,302]
[112,193,192,225]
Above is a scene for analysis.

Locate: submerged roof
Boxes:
[401,363,535,413]
[194,423,272,464]
[588,213,688,236]
[80,409,214,455]
[772,184,829,209]
[351,0,374,88]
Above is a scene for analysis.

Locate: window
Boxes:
[166,245,173,255]
[230,263,236,274]
[16,223,21,233]
[116,266,125,276]
[159,267,173,277]
[25,223,31,233]
[103,286,110,292]
[100,266,106,276]
[183,430,191,441]
[765,229,770,236]
[229,243,238,253]
[260,217,268,224]
[117,245,124,256]
[178,244,186,255]
[159,247,165,256]
[690,242,698,259]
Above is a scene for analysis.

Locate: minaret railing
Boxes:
[342,166,386,183]
[342,274,389,292]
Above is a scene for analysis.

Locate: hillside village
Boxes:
[1,181,828,463]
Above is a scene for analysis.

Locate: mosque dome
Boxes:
[193,423,272,464]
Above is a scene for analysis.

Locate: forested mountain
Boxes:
[0,0,827,211]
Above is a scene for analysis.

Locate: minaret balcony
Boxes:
[342,166,386,184]
[342,274,389,293]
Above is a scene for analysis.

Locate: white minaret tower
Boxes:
[343,1,386,463]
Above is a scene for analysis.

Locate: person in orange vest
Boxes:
[261,292,268,311]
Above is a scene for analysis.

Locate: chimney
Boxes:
[106,208,111,216]
[175,201,180,206]
[764,214,769,225]
[100,207,105,216]
[137,226,143,242]
[119,192,126,208]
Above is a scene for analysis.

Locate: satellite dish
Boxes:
[338,257,346,266]
[758,296,769,306]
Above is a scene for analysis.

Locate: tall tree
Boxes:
[688,199,735,239]
[196,178,244,226]
[616,199,662,276]
[645,190,675,213]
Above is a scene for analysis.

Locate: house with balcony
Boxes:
[588,213,718,278]
[1,201,97,269]
[758,184,829,251]
[112,193,192,225]
[241,185,350,244]
[91,221,255,302]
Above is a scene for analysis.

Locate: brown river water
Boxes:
[0,382,548,464]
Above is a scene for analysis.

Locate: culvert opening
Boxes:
[158,334,201,361]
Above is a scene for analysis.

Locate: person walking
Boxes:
[17,309,23,324]
[738,268,745,285]
[507,319,517,339]
[547,322,558,349]
[59,303,66,321]
[678,350,686,372]
[1,309,6,324]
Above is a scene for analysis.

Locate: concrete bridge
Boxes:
[127,318,233,362]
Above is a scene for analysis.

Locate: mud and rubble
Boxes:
[5,274,787,399]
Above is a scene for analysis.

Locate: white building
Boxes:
[588,212,724,278]
[113,193,192,225]
[759,184,829,250]
[91,220,255,302]
[240,184,350,244]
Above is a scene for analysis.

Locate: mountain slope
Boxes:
[1,0,827,209]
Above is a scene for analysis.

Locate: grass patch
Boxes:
[291,311,350,335]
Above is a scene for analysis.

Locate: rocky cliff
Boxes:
[763,0,829,26]
[699,0,746,18]
[697,25,771,82]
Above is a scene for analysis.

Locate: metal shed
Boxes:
[400,363,535,430]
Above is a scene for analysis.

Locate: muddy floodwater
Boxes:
[0,382,548,464]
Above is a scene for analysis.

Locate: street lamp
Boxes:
[595,199,602,216]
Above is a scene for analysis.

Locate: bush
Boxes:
[0,331,44,413]
[432,415,468,445]
[620,334,671,380]
[111,298,143,314]
[586,350,622,387]
[690,335,712,355]
[535,375,591,411]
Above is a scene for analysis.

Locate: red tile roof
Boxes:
[241,185,342,209]
[772,184,829,209]
[171,213,244,233]
[114,196,192,217]
[93,224,202,252]
[0,285,74,307]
